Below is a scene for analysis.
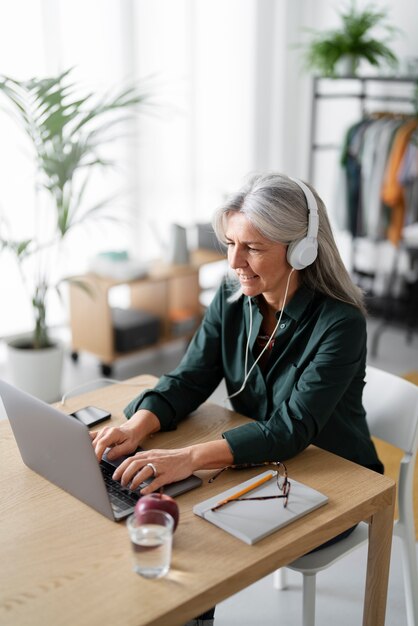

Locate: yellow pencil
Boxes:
[211,472,275,512]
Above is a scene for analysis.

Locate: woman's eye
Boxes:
[225,242,261,252]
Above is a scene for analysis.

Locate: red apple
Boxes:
[135,493,180,531]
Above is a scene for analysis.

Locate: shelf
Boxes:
[68,249,226,374]
[313,75,418,82]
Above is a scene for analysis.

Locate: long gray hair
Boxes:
[213,172,365,313]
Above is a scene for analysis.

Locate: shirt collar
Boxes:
[251,284,316,323]
[282,284,316,322]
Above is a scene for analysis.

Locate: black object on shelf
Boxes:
[112,308,161,353]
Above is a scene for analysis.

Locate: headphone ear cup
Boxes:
[287,238,318,270]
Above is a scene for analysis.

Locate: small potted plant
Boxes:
[301,1,399,77]
[0,68,148,400]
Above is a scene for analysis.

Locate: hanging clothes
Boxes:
[398,130,418,226]
[381,119,418,244]
[360,117,403,239]
[341,115,418,243]
[340,119,371,236]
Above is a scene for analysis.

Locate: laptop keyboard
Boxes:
[100,460,148,515]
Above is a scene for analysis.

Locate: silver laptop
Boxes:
[0,378,202,521]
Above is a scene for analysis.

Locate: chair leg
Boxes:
[302,573,317,626]
[398,525,418,626]
[273,568,288,590]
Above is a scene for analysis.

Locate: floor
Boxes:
[1,314,417,625]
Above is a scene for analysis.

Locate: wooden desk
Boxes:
[0,375,395,626]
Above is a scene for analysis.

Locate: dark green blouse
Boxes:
[124,282,382,471]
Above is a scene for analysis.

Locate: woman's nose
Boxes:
[229,246,248,269]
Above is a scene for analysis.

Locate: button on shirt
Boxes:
[124,282,382,471]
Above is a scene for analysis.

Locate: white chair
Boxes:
[274,365,418,626]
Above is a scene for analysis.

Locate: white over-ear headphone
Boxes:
[286,177,319,270]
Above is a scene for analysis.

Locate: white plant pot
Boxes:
[7,338,64,403]
[335,55,359,77]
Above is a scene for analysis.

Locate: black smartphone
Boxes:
[70,405,111,427]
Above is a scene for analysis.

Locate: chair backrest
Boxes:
[363,365,418,455]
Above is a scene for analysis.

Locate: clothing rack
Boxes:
[308,75,418,182]
[308,75,418,355]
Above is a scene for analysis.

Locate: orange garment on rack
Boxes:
[381,119,418,244]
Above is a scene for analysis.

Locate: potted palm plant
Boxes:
[301,2,399,77]
[0,68,148,401]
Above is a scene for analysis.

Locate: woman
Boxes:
[92,172,382,624]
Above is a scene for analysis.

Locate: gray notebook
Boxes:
[193,470,328,545]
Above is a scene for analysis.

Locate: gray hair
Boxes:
[213,172,365,313]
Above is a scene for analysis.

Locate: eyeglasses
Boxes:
[209,461,291,511]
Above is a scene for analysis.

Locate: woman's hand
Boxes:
[90,409,161,462]
[90,423,141,462]
[111,447,195,495]
[112,440,234,494]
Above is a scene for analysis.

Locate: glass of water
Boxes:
[127,510,174,579]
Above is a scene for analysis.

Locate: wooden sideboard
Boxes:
[69,249,225,375]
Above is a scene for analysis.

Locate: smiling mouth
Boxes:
[238,274,258,281]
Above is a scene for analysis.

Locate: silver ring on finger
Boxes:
[145,462,158,478]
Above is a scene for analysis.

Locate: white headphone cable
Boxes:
[226,268,295,400]
[243,299,252,381]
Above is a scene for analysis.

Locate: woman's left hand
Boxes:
[111,447,195,495]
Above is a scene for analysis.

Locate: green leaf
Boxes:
[65,277,96,299]
[0,238,33,258]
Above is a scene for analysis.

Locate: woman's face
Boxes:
[225,211,295,303]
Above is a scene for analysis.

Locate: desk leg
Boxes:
[362,496,395,626]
